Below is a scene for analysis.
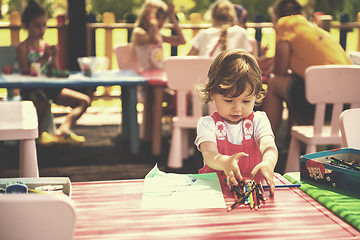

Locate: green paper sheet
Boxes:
[141,164,226,209]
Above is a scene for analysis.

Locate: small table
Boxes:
[0,70,146,154]
[71,173,360,239]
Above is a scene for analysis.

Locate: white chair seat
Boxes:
[0,101,39,177]
[292,126,342,144]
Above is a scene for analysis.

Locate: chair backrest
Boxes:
[0,194,76,240]
[0,45,16,72]
[305,65,360,137]
[165,56,214,119]
[113,43,141,71]
[339,108,360,148]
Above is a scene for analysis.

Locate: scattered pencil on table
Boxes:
[262,184,301,189]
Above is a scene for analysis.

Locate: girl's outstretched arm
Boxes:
[251,135,278,196]
[162,2,186,46]
[199,141,248,188]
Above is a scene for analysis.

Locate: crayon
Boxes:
[259,182,266,201]
[227,184,259,211]
[327,156,360,172]
[249,183,254,209]
[28,188,50,194]
[255,186,261,208]
[224,179,244,197]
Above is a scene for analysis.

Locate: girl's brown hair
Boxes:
[136,0,167,32]
[200,49,265,106]
[21,0,46,27]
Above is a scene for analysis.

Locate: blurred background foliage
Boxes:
[1,0,360,23]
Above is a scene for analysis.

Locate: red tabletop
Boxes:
[71,173,360,239]
[139,69,168,86]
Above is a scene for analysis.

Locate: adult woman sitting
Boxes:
[262,0,353,136]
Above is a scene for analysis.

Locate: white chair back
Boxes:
[285,65,360,172]
[339,108,360,149]
[113,43,141,71]
[0,194,76,240]
[165,56,214,168]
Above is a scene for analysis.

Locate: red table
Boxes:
[71,173,360,239]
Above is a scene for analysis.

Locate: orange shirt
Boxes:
[276,15,352,78]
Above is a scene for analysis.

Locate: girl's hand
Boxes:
[251,161,275,197]
[223,152,248,188]
[167,2,175,17]
[45,45,58,59]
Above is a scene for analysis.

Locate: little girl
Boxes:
[15,0,91,145]
[132,0,186,69]
[195,49,278,196]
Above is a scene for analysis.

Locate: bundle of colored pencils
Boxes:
[225,179,266,211]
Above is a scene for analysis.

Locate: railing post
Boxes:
[9,11,21,45]
[67,0,87,71]
[357,12,360,51]
[125,13,137,43]
[102,12,115,69]
[171,14,179,56]
[339,12,349,50]
[87,13,97,56]
[317,15,332,32]
[56,14,67,70]
[254,13,263,56]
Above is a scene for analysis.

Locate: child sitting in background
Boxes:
[187,0,251,57]
[195,49,278,196]
[15,0,91,145]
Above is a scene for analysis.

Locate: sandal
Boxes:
[56,131,85,145]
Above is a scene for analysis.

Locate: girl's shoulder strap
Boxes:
[210,112,223,122]
[244,111,254,121]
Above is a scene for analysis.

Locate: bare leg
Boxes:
[54,88,91,137]
[29,89,50,135]
[262,75,291,136]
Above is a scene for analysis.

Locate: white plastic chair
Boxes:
[285,65,360,173]
[0,194,76,240]
[0,101,39,177]
[113,43,142,71]
[339,108,360,149]
[165,56,215,168]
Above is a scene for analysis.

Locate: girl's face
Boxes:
[27,15,47,40]
[156,12,166,28]
[211,86,256,124]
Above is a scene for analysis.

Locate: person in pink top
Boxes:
[195,49,278,196]
[132,0,186,70]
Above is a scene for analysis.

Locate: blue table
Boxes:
[0,70,146,154]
